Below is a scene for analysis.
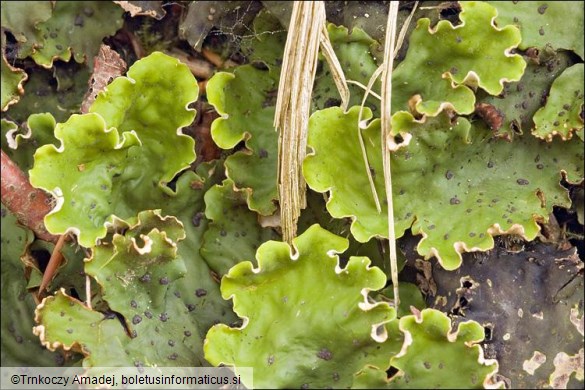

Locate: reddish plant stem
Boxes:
[1,149,58,243]
[38,233,66,294]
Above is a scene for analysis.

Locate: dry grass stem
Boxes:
[86,274,92,309]
[381,2,401,307]
[346,80,382,100]
[319,25,349,111]
[274,1,327,243]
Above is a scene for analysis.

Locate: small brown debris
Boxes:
[81,45,127,114]
[475,103,504,131]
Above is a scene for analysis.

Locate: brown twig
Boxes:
[201,47,238,69]
[198,80,208,95]
[167,49,215,79]
[201,47,224,67]
[38,233,67,295]
[1,149,58,243]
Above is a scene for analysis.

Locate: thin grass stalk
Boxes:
[381,1,401,307]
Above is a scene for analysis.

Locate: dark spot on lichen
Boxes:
[537,4,548,14]
[159,276,169,285]
[537,163,544,169]
[139,273,151,283]
[168,353,178,360]
[104,311,116,319]
[424,362,432,369]
[324,98,342,108]
[487,161,494,168]
[130,300,137,308]
[445,170,454,180]
[66,328,73,334]
[74,15,84,27]
[195,288,207,297]
[444,234,450,240]
[510,120,521,134]
[469,232,476,237]
[192,212,204,227]
[144,311,153,319]
[186,304,196,312]
[450,197,461,205]
[333,372,340,382]
[220,229,227,237]
[516,178,529,185]
[159,313,169,322]
[258,148,268,158]
[132,315,142,325]
[428,224,435,230]
[184,330,192,337]
[459,296,469,307]
[267,355,275,365]
[168,340,175,347]
[539,27,545,36]
[174,291,181,298]
[316,348,333,360]
[83,7,94,16]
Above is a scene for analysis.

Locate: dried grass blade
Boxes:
[381,2,400,307]
[274,2,326,243]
